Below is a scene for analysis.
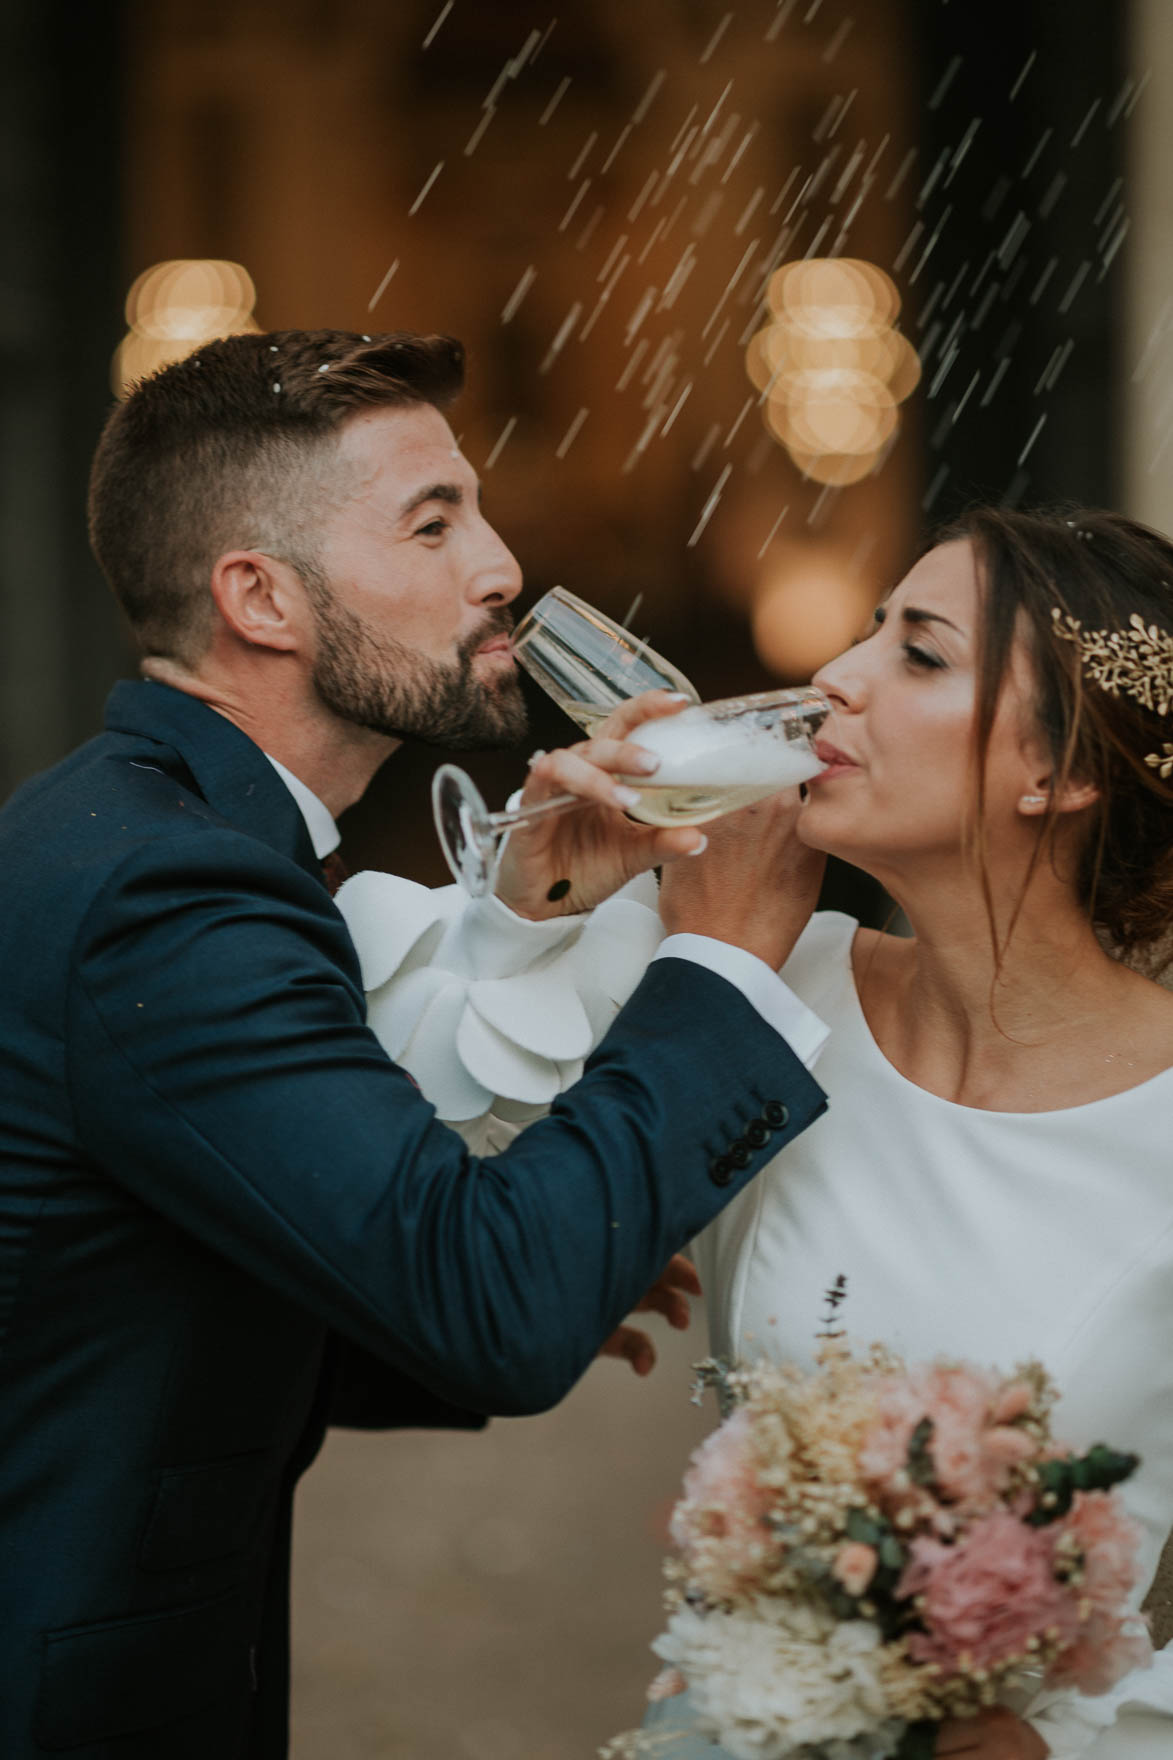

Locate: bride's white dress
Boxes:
[337,878,1173,1760]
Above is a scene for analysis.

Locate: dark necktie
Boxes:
[320,850,350,896]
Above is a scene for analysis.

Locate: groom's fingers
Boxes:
[600,1325,657,1376]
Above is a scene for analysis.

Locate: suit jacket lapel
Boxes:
[104,678,323,883]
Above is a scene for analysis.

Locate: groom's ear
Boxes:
[210,551,311,654]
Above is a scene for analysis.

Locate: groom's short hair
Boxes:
[88,329,465,666]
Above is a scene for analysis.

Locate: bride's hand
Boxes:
[493,692,709,920]
[658,787,825,970]
[935,1710,1049,1758]
[598,1254,701,1376]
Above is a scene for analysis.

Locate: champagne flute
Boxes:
[430,588,828,895]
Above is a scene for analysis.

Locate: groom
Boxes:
[0,329,829,1759]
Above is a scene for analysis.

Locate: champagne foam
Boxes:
[627,707,823,788]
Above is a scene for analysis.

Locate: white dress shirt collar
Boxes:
[264,755,340,859]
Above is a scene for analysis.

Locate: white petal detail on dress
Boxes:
[568,897,669,1004]
[401,983,494,1120]
[455,1006,563,1106]
[466,969,594,1060]
[366,967,453,1061]
[335,871,456,990]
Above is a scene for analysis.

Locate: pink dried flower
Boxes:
[898,1510,1077,1674]
[990,1381,1035,1424]
[832,1542,878,1598]
[1055,1490,1143,1610]
[669,1408,776,1597]
[1045,1611,1152,1695]
[861,1365,1035,1514]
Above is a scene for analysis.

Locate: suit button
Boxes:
[728,1140,752,1170]
[745,1118,771,1149]
[710,1155,735,1186]
[762,1100,789,1129]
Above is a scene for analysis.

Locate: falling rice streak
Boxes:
[482,65,511,111]
[1037,339,1074,394]
[724,397,753,448]
[693,192,726,238]
[1131,299,1173,383]
[1099,218,1130,280]
[822,18,853,62]
[569,133,597,180]
[661,195,689,244]
[501,266,537,323]
[771,167,802,215]
[893,221,925,275]
[1038,174,1067,220]
[1094,176,1124,227]
[1029,257,1058,305]
[919,279,947,327]
[919,148,951,208]
[736,188,764,235]
[835,180,870,244]
[805,0,825,20]
[616,338,649,392]
[919,319,943,363]
[601,126,633,175]
[625,287,656,343]
[1008,50,1036,101]
[638,217,666,264]
[539,78,571,125]
[803,214,833,260]
[757,505,791,559]
[532,18,557,63]
[598,235,629,283]
[540,304,582,374]
[808,482,837,528]
[765,0,800,41]
[366,258,400,312]
[559,179,592,232]
[661,381,693,436]
[701,82,733,140]
[945,119,981,186]
[951,372,981,424]
[997,211,1030,268]
[464,108,496,156]
[1071,100,1101,149]
[1107,77,1135,129]
[421,1,453,50]
[1018,414,1046,466]
[813,93,843,142]
[971,283,999,331]
[623,405,666,473]
[722,125,760,185]
[701,239,760,338]
[632,70,667,127]
[922,463,949,511]
[928,55,962,111]
[979,358,1011,408]
[928,344,960,400]
[576,206,605,251]
[1123,70,1151,121]
[691,425,721,473]
[670,105,699,156]
[703,318,731,366]
[700,12,733,64]
[784,173,812,221]
[830,142,866,205]
[827,89,858,138]
[581,256,630,338]
[409,162,444,215]
[484,418,517,471]
[628,172,658,223]
[1058,261,1090,315]
[556,408,589,459]
[1021,128,1053,179]
[509,28,542,77]
[688,465,732,547]
[885,148,916,201]
[659,244,697,309]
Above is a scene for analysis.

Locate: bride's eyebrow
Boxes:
[902,606,965,636]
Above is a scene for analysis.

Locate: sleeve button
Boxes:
[745,1119,771,1148]
[762,1100,790,1129]
[710,1155,735,1186]
[728,1141,752,1170]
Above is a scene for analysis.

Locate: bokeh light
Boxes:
[114,260,260,396]
[752,548,875,679]
[748,258,920,486]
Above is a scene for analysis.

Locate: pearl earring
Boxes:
[1021,793,1047,808]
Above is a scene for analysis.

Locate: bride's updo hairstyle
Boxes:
[936,505,1173,964]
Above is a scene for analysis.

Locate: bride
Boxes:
[340,505,1173,1759]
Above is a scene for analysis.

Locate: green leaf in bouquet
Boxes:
[878,1534,906,1573]
[846,1509,885,1547]
[906,1416,938,1489]
[1028,1444,1140,1525]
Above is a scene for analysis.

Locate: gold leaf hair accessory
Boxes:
[1051,607,1173,777]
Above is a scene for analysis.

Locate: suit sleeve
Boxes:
[66,831,826,1417]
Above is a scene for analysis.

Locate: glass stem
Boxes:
[490,792,583,832]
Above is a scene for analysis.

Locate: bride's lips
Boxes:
[810,737,859,780]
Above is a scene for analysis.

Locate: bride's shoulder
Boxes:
[779,910,860,1002]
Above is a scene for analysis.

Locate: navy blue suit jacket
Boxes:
[0,680,826,1757]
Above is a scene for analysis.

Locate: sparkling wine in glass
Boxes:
[509,585,700,728]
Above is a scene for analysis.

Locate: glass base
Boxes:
[432,764,497,896]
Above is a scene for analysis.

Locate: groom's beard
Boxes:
[308,592,529,750]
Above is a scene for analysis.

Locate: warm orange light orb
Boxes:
[114,260,260,396]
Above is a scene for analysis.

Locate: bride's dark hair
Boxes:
[934,505,1173,967]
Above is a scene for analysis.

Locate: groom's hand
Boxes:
[658,789,825,970]
[494,693,709,920]
[599,1254,701,1376]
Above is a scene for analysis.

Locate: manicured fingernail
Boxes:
[664,692,690,701]
[526,749,547,768]
[613,785,642,808]
[629,749,660,774]
[685,834,709,855]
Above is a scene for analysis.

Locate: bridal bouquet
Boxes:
[605,1302,1151,1760]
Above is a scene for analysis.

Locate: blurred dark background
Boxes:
[2,2,1166,1754]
